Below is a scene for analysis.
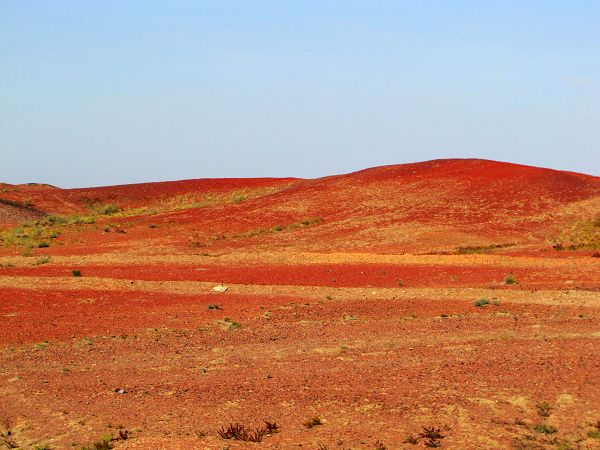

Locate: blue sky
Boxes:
[1,1,598,187]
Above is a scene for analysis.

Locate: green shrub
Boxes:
[473,298,490,307]
[504,274,517,285]
[588,430,600,439]
[534,423,557,434]
[72,270,82,277]
[33,257,51,265]
[96,204,120,215]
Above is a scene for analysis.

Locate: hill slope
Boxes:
[1,159,599,252]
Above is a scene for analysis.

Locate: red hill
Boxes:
[1,159,599,252]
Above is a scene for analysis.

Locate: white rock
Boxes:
[212,285,228,293]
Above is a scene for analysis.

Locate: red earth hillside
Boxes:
[1,159,599,253]
[137,159,600,253]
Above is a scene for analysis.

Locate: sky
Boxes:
[1,1,599,187]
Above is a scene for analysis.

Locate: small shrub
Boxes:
[45,215,68,225]
[303,417,323,429]
[35,340,49,350]
[81,434,113,450]
[217,422,274,442]
[73,216,96,225]
[374,440,387,450]
[536,401,552,418]
[72,270,82,277]
[504,274,517,285]
[207,304,221,310]
[230,194,247,204]
[80,429,129,450]
[216,318,241,331]
[1,430,18,448]
[553,242,564,251]
[37,241,50,248]
[473,298,490,307]
[403,434,420,445]
[534,423,557,434]
[148,224,158,229]
[34,445,51,450]
[588,430,600,439]
[419,426,445,448]
[263,421,279,434]
[33,257,51,265]
[97,204,120,215]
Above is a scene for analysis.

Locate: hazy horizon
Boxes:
[2,157,600,190]
[2,1,599,187]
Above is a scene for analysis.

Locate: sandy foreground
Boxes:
[1,249,600,450]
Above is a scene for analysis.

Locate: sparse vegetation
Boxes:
[534,423,557,434]
[456,243,515,254]
[80,430,129,450]
[207,304,221,310]
[190,217,325,247]
[504,274,517,285]
[94,204,120,215]
[303,417,323,429]
[536,401,552,418]
[1,430,18,448]
[35,340,49,350]
[374,440,387,450]
[217,421,278,442]
[403,434,419,445]
[80,434,113,450]
[33,256,51,265]
[216,317,241,331]
[473,298,490,307]
[554,217,600,250]
[419,426,446,448]
[402,426,446,447]
[588,430,600,439]
[72,270,82,277]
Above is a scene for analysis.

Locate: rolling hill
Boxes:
[1,159,599,253]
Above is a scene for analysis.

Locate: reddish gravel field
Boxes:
[1,159,600,449]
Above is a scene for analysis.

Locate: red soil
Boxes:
[1,159,599,449]
[3,261,599,289]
